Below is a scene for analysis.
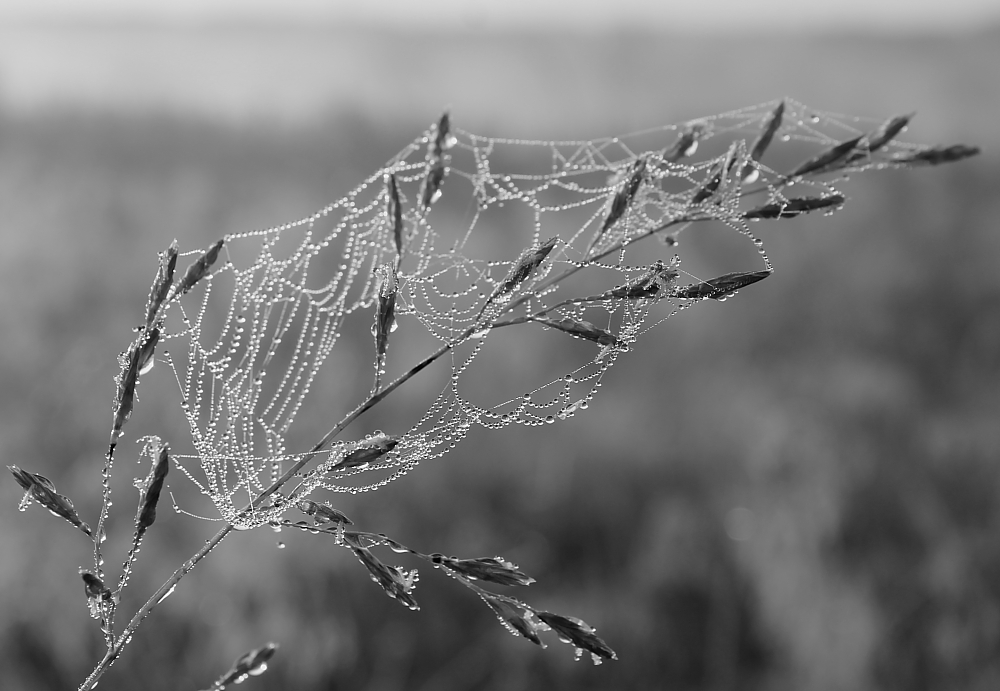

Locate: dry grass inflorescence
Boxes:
[8,99,978,690]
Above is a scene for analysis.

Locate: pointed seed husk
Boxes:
[177,238,225,295]
[743,194,846,220]
[145,240,178,327]
[10,465,92,536]
[536,610,618,661]
[136,444,169,540]
[674,270,772,300]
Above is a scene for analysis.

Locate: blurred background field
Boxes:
[1,8,999,691]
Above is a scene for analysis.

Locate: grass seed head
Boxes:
[536,610,618,663]
[748,99,786,165]
[9,465,92,536]
[80,569,113,618]
[136,444,169,540]
[533,316,620,348]
[664,122,706,162]
[177,238,225,295]
[386,174,403,259]
[296,499,353,525]
[145,240,177,328]
[743,194,846,220]
[489,236,559,305]
[789,134,864,177]
[431,555,535,586]
[601,157,647,233]
[480,594,546,646]
[346,537,419,610]
[674,270,772,300]
[892,144,981,166]
[334,434,400,470]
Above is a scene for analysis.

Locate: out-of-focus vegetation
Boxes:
[1,24,998,691]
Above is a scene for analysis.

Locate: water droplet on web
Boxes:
[544,416,555,424]
[781,134,791,142]
[249,662,269,676]
[742,168,760,185]
[683,141,699,157]
[139,357,155,375]
[809,114,820,123]
[276,541,286,549]
[471,326,491,339]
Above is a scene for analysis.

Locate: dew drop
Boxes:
[277,542,286,549]
[155,584,177,605]
[470,326,491,339]
[683,141,699,157]
[544,416,555,424]
[781,134,791,142]
[742,168,760,185]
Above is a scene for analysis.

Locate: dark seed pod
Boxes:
[788,135,864,178]
[136,444,169,540]
[177,238,225,295]
[145,240,178,328]
[743,195,846,220]
[537,610,618,662]
[10,465,92,536]
[532,316,620,348]
[673,270,772,300]
[892,144,980,166]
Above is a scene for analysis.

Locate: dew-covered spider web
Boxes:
[136,99,934,529]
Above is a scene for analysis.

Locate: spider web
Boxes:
[147,99,922,528]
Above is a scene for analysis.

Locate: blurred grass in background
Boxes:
[1,21,998,691]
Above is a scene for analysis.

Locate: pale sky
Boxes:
[3,0,1000,33]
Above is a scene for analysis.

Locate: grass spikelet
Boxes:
[664,122,705,162]
[386,174,403,262]
[334,434,400,470]
[861,113,913,153]
[372,264,398,391]
[80,569,113,618]
[743,194,846,219]
[136,444,169,540]
[600,157,647,234]
[788,134,864,178]
[419,111,455,210]
[431,554,535,586]
[532,316,621,348]
[606,259,679,300]
[9,465,92,536]
[892,144,981,166]
[177,238,225,295]
[673,270,772,300]
[112,344,141,445]
[202,642,279,691]
[345,535,419,610]
[536,611,618,663]
[144,240,177,328]
[480,593,546,646]
[296,499,353,526]
[750,100,786,164]
[136,327,159,376]
[487,236,559,308]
